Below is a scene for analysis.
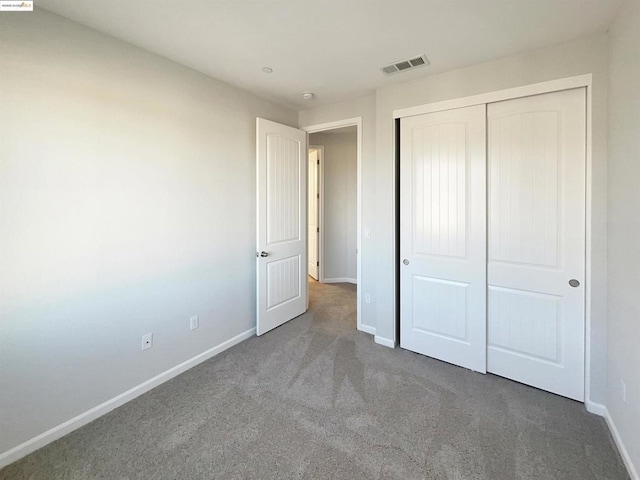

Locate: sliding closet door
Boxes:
[400,105,487,373]
[487,88,586,401]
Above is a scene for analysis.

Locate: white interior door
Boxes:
[400,105,487,372]
[308,148,319,280]
[256,118,308,336]
[487,88,586,401]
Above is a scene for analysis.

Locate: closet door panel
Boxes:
[487,88,586,401]
[400,105,487,372]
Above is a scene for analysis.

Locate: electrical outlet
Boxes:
[622,379,627,403]
[190,315,199,330]
[364,293,372,304]
[141,333,153,351]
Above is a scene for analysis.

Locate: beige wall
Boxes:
[0,9,296,457]
[309,132,357,282]
[607,0,640,474]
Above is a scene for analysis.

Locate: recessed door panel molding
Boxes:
[488,286,561,363]
[400,104,487,373]
[412,122,468,258]
[487,88,586,401]
[267,255,302,310]
[489,111,560,268]
[257,118,307,336]
[267,135,301,246]
[412,276,469,342]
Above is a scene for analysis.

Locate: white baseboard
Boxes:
[585,399,607,417]
[0,327,256,469]
[357,324,376,336]
[374,335,396,348]
[604,407,639,480]
[322,277,357,284]
[585,400,638,479]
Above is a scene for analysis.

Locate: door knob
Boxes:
[403,259,409,265]
[259,251,269,257]
[569,279,580,287]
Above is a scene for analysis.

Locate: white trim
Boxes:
[374,335,396,348]
[0,328,256,469]
[393,75,597,407]
[605,408,640,480]
[303,117,362,133]
[393,74,593,119]
[585,400,607,417]
[358,324,376,335]
[323,277,357,284]
[584,82,594,412]
[318,146,325,283]
[309,145,325,282]
[302,117,363,334]
[587,402,640,480]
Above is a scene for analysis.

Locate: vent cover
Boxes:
[380,55,430,75]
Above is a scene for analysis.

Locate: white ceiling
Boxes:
[38,0,622,110]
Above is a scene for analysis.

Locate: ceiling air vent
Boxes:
[381,55,430,75]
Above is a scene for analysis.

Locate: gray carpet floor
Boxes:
[1,280,629,479]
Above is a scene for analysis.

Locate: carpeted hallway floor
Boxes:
[1,280,629,479]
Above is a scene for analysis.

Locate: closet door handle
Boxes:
[569,279,580,287]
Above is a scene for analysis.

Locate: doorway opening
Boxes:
[303,118,363,332]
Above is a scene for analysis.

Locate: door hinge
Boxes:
[317,227,319,233]
[317,261,319,266]
[317,159,320,165]
[317,193,319,199]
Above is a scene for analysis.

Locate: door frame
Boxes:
[308,145,325,282]
[302,117,364,333]
[393,74,595,409]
